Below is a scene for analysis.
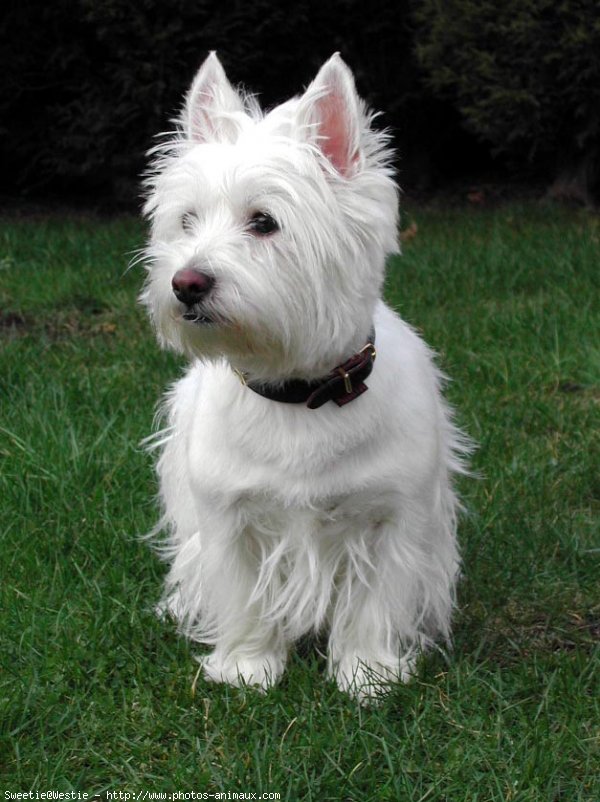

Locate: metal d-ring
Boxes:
[359,341,377,360]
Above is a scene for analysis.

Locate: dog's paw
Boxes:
[197,650,286,691]
[330,652,416,703]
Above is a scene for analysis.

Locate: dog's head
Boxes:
[141,53,398,381]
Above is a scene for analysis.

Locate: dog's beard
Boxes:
[174,307,289,377]
[181,307,214,324]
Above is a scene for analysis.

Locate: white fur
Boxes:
[141,52,468,701]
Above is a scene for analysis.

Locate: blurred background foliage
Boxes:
[1,0,598,206]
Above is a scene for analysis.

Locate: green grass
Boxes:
[1,203,598,800]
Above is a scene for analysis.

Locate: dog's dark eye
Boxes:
[248,211,279,236]
[181,211,197,232]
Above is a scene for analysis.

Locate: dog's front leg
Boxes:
[196,519,289,691]
[326,509,455,702]
[160,491,288,690]
[327,587,416,703]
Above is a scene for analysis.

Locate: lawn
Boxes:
[0,203,598,800]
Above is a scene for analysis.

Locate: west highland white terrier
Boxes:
[141,52,467,700]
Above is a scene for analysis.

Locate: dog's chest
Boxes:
[235,488,388,544]
[178,366,394,534]
[186,418,385,530]
[179,364,380,493]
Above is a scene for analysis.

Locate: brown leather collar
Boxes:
[238,328,376,409]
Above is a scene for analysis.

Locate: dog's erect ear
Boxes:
[183,52,245,143]
[297,53,362,177]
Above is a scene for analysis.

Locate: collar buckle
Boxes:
[336,367,353,395]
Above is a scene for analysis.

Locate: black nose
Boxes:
[171,268,214,306]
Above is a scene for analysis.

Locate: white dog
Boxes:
[141,52,467,700]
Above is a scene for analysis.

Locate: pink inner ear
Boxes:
[189,86,218,143]
[317,92,357,176]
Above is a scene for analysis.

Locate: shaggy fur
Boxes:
[141,52,468,700]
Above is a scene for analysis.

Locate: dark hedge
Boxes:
[1,1,597,204]
[415,0,600,202]
[0,0,485,204]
